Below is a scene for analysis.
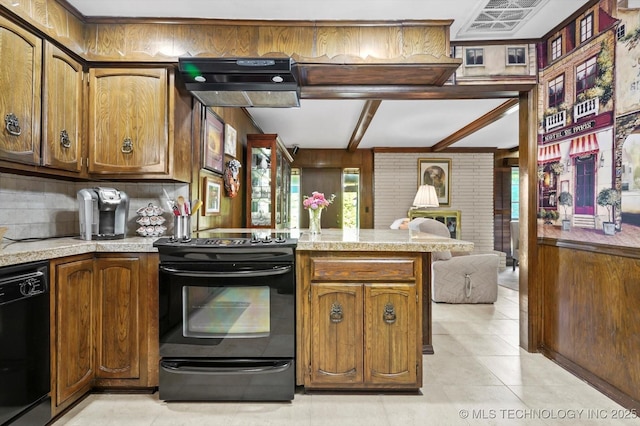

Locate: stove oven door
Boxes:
[158,261,295,359]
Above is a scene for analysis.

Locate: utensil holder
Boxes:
[174,216,191,240]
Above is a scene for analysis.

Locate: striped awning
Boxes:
[538,143,562,164]
[569,133,599,158]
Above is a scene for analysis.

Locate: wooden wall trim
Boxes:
[539,238,640,260]
[520,89,539,352]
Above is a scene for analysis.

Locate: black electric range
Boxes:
[152,230,298,401]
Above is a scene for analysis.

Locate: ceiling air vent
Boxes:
[458,0,549,37]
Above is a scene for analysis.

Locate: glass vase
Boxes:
[308,208,322,234]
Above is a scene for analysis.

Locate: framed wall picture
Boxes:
[203,175,222,215]
[418,158,452,206]
[224,123,237,158]
[203,108,224,174]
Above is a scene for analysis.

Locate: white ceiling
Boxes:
[66,0,591,151]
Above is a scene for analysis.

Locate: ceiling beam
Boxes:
[347,100,382,152]
[301,84,534,100]
[431,98,520,152]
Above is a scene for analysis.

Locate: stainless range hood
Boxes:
[178,57,300,107]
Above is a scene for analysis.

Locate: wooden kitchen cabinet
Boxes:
[87,67,191,181]
[50,255,95,414]
[92,253,158,388]
[298,252,422,390]
[42,41,84,174]
[94,255,144,385]
[0,15,42,166]
[50,253,158,415]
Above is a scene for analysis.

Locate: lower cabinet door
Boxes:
[94,257,141,380]
[54,257,95,408]
[364,284,418,386]
[309,283,363,387]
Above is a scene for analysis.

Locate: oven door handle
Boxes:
[159,265,292,278]
[160,359,292,375]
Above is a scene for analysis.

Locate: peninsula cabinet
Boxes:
[297,251,422,390]
[87,67,191,182]
[50,253,158,416]
[0,15,42,166]
[42,42,84,174]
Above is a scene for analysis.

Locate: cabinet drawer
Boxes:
[310,258,416,281]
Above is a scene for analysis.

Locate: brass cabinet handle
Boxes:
[4,113,22,136]
[383,303,396,324]
[121,137,133,153]
[60,129,71,148]
[330,303,343,323]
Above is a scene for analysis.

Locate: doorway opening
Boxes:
[290,167,360,229]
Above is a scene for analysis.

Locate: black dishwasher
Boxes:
[0,261,51,426]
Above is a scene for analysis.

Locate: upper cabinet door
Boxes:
[42,42,84,173]
[88,68,168,176]
[0,16,42,165]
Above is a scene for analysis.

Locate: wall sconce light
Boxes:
[599,153,605,168]
[565,158,571,171]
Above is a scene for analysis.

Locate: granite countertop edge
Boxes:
[0,237,159,267]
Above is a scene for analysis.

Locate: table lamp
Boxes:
[412,184,439,208]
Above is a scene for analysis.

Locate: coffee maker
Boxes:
[77,187,129,240]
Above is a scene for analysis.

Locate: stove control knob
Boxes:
[275,236,286,243]
[250,235,261,244]
[262,236,272,244]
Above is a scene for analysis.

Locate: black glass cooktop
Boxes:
[153,230,298,248]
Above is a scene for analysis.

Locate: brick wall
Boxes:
[374,152,495,253]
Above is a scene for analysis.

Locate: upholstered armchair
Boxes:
[408,218,499,303]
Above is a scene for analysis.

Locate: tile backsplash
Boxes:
[0,172,189,241]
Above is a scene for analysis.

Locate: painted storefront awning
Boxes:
[538,143,561,164]
[569,133,599,158]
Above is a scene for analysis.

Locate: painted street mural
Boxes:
[537,0,640,247]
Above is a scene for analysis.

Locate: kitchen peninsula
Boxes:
[294,228,473,391]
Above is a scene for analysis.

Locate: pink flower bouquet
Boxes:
[303,191,335,210]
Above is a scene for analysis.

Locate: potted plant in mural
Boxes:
[538,208,559,225]
[597,188,620,235]
[558,191,573,230]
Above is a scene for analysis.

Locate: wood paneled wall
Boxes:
[292,149,374,229]
[539,243,640,410]
[1,0,455,65]
[192,106,260,230]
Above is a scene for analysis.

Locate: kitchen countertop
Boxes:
[295,228,474,252]
[0,229,473,267]
[0,237,158,267]
[212,228,475,253]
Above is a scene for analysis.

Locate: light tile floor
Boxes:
[52,282,639,426]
